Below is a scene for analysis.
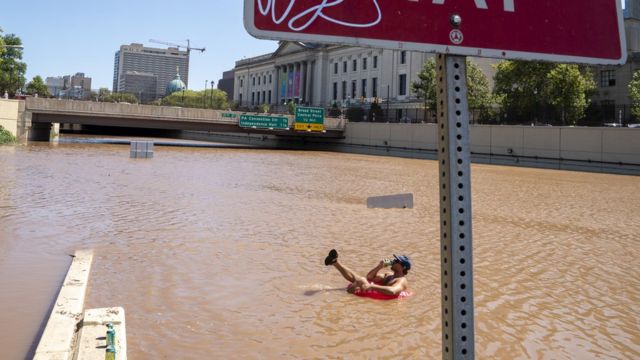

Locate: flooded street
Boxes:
[0,141,638,359]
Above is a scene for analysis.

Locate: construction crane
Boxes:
[149,39,205,90]
[148,39,205,55]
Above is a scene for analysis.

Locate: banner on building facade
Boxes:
[293,71,300,98]
[287,71,294,98]
[280,72,287,98]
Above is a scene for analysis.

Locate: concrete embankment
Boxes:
[183,123,640,175]
[34,250,127,360]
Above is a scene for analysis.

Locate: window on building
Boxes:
[351,80,357,98]
[269,74,272,84]
[373,56,378,68]
[372,77,378,98]
[343,61,347,73]
[251,92,255,105]
[353,59,357,72]
[258,76,261,85]
[600,70,616,87]
[399,74,407,96]
[334,62,338,74]
[240,79,243,87]
[342,81,347,100]
[252,77,256,86]
[268,90,272,104]
[239,93,243,104]
[363,57,367,70]
[361,79,367,98]
[400,51,407,64]
[333,82,338,100]
[262,91,266,104]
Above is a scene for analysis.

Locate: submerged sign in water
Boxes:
[244,0,626,64]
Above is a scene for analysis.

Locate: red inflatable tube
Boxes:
[351,287,413,300]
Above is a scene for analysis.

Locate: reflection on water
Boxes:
[0,141,638,359]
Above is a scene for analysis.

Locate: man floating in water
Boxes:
[324,249,411,298]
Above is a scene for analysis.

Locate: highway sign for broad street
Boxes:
[239,114,289,129]
[294,106,324,131]
[244,0,626,64]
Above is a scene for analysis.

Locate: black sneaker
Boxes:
[324,249,338,266]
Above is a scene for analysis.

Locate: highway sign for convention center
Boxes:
[244,0,626,64]
[294,107,324,131]
[239,114,289,130]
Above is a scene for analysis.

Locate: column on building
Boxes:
[273,66,280,105]
[305,61,312,106]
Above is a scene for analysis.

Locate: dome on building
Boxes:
[166,70,186,96]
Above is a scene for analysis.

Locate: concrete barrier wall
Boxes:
[0,99,22,136]
[343,123,640,166]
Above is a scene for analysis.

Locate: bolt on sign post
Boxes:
[244,1,626,359]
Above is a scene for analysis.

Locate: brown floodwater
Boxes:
[0,140,638,359]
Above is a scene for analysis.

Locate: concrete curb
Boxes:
[33,250,93,360]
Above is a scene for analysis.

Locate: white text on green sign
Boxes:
[295,107,324,124]
[239,115,289,129]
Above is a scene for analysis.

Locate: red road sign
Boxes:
[244,0,626,64]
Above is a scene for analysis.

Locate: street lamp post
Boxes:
[203,80,208,108]
[210,80,215,109]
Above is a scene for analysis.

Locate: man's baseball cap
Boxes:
[393,254,412,270]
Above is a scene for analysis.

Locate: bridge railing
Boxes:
[25,98,346,131]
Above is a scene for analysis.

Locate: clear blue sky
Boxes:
[1,0,627,91]
[0,0,278,90]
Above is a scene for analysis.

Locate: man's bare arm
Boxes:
[365,278,407,295]
[366,261,387,282]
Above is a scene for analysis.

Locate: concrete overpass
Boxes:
[2,98,345,141]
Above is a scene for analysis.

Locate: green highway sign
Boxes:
[295,107,325,131]
[221,112,238,119]
[239,114,289,129]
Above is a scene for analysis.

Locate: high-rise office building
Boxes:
[113,43,189,100]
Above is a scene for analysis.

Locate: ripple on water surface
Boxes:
[0,143,638,359]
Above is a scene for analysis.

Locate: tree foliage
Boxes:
[411,57,437,109]
[494,60,595,125]
[368,100,384,122]
[160,89,229,109]
[544,64,596,125]
[0,125,16,144]
[26,75,50,97]
[411,57,494,111]
[628,70,640,118]
[0,33,26,97]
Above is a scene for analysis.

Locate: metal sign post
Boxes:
[437,54,475,359]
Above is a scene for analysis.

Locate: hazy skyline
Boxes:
[0,0,278,91]
[1,0,627,92]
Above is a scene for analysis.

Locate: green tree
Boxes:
[0,33,27,97]
[628,70,640,118]
[26,75,50,97]
[98,87,111,101]
[412,57,494,112]
[0,124,16,144]
[544,64,595,125]
[368,100,384,122]
[161,89,229,109]
[494,60,594,125]
[411,57,437,111]
[287,100,296,115]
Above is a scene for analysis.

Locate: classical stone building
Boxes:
[232,42,496,121]
[590,0,640,123]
